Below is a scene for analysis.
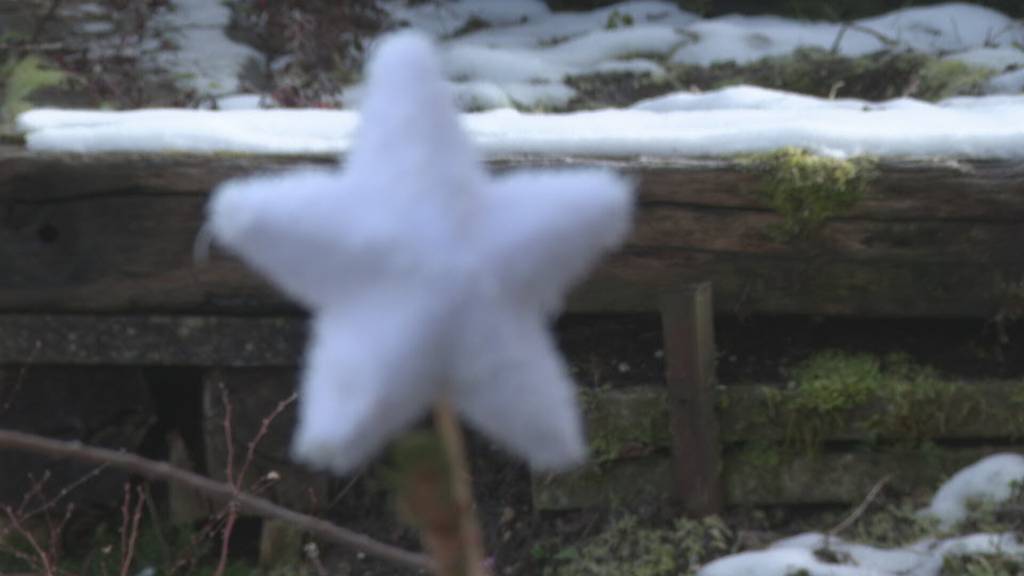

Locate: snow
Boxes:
[858,3,1021,53]
[699,532,1024,576]
[989,69,1024,94]
[206,31,632,474]
[771,533,923,574]
[152,0,260,96]
[922,453,1024,529]
[672,17,862,66]
[19,85,1024,158]
[944,47,1024,71]
[376,1,700,109]
[373,1,1024,110]
[699,455,1024,576]
[698,548,881,576]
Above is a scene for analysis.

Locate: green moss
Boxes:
[940,554,1024,576]
[544,514,732,576]
[604,9,634,29]
[668,48,930,101]
[916,59,997,101]
[850,499,938,547]
[1,56,66,124]
[743,148,876,240]
[581,388,671,466]
[779,351,964,451]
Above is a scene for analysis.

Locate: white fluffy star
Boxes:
[206,31,633,474]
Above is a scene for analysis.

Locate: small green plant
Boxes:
[544,514,732,576]
[940,554,1024,576]
[743,148,876,240]
[605,10,635,29]
[916,60,996,101]
[581,388,670,466]
[1,55,66,124]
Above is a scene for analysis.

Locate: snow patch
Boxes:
[18,86,1024,158]
[923,453,1024,529]
[988,69,1024,94]
[376,1,1024,109]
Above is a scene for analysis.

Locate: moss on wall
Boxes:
[741,148,876,240]
[542,514,732,576]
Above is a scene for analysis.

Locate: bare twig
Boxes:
[119,485,144,576]
[29,0,65,45]
[237,392,297,489]
[213,505,237,576]
[4,506,54,576]
[0,429,434,573]
[829,475,892,538]
[831,21,899,53]
[215,383,238,576]
[23,463,109,519]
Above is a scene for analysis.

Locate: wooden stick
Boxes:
[432,400,488,576]
[0,429,433,573]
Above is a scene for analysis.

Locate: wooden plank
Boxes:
[0,314,306,366]
[579,383,1024,447]
[660,284,722,515]
[576,253,1014,317]
[719,382,1024,444]
[533,446,1018,510]
[2,149,1022,316]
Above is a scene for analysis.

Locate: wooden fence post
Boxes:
[660,283,722,515]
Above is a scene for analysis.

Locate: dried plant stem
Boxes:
[0,429,434,573]
[828,475,891,541]
[430,399,488,576]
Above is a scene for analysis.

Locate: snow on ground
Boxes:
[697,454,1024,576]
[367,1,1024,110]
[922,453,1024,529]
[18,85,1024,158]
[150,0,259,96]
[50,1,1023,111]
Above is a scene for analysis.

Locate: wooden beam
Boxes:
[533,446,1016,510]
[661,284,722,515]
[2,148,1022,316]
[580,382,1024,448]
[0,314,306,366]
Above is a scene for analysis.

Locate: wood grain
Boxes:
[2,147,1022,316]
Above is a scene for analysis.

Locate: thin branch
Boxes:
[119,485,144,576]
[0,429,434,573]
[5,506,53,576]
[829,475,891,538]
[23,463,109,519]
[237,392,297,489]
[29,0,65,45]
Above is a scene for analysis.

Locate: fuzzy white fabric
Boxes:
[206,30,633,474]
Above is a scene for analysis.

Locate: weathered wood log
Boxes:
[582,382,1024,454]
[0,314,306,366]
[2,147,1022,316]
[533,446,1017,509]
[540,381,1024,509]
